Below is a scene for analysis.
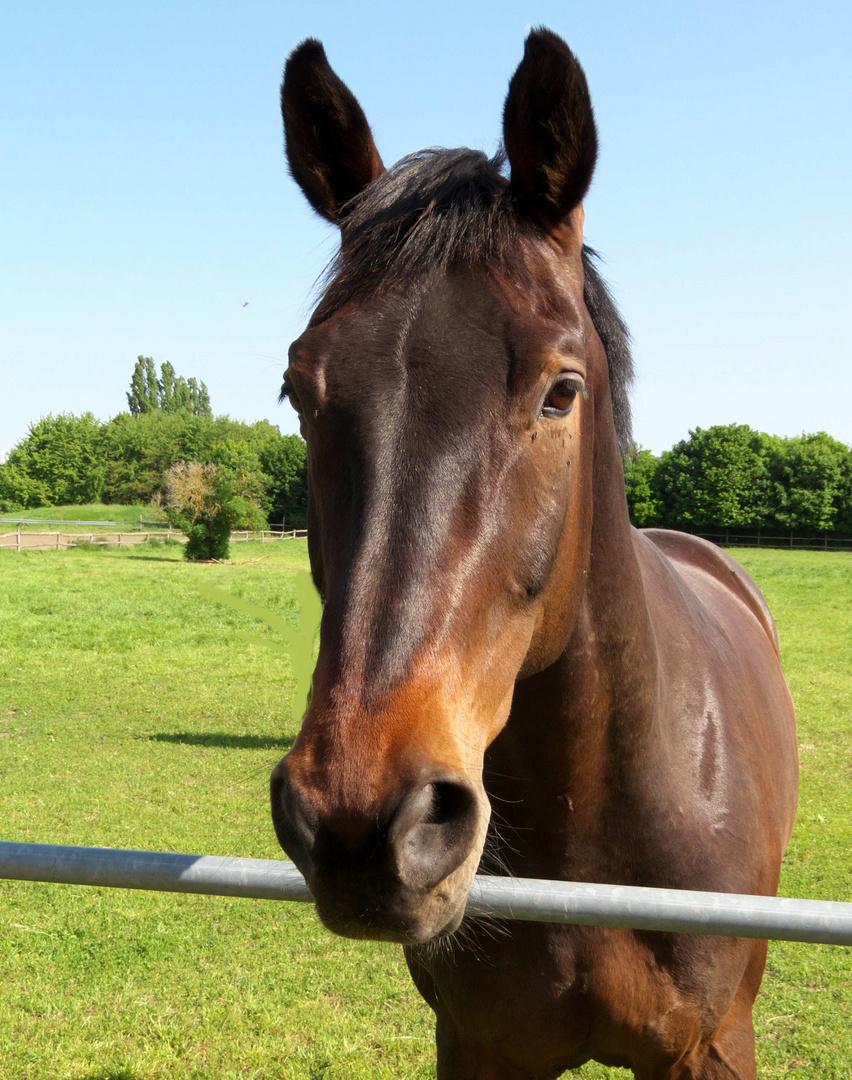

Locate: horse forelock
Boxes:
[309,147,634,449]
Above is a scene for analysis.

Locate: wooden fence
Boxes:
[3,526,847,555]
[0,528,307,552]
[231,529,308,543]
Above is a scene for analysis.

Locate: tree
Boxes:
[127,357,159,416]
[187,377,208,416]
[0,461,53,511]
[101,410,216,503]
[0,413,106,507]
[158,360,177,411]
[0,385,307,515]
[247,424,308,527]
[164,450,268,560]
[623,446,663,527]
[764,432,851,535]
[196,381,212,417]
[654,425,771,531]
[835,448,852,537]
[126,357,212,418]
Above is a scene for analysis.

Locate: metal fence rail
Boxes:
[0,518,171,528]
[696,531,852,552]
[1,841,850,946]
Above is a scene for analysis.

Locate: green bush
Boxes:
[623,447,663,527]
[765,431,852,535]
[625,427,852,537]
[0,495,26,514]
[0,413,106,507]
[164,454,268,561]
[655,424,771,531]
[1,408,308,526]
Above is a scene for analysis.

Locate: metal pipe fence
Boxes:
[0,518,171,528]
[1,841,850,946]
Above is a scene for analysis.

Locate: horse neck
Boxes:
[582,392,656,690]
[485,389,661,875]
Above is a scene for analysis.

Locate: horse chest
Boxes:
[413,922,740,1072]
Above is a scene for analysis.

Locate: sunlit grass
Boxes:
[0,503,167,527]
[0,543,849,1078]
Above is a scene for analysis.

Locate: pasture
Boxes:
[0,504,168,530]
[0,541,849,1079]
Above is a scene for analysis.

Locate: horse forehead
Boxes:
[314,267,582,392]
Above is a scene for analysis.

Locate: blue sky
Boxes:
[2,0,850,458]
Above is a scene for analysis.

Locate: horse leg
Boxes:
[687,997,757,1080]
[658,1012,755,1080]
[639,975,760,1080]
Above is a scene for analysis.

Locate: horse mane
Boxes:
[314,148,634,449]
[581,247,634,452]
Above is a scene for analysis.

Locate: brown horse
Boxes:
[271,29,799,1079]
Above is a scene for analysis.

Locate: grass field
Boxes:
[0,503,168,530]
[0,542,850,1079]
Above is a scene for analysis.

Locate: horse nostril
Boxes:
[388,777,480,892]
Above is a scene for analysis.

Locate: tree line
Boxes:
[3,361,851,543]
[625,425,852,536]
[0,359,307,529]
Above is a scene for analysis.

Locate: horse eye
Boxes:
[281,373,304,416]
[542,377,582,417]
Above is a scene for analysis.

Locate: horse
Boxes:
[270,29,799,1079]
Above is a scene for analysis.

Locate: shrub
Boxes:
[0,414,106,507]
[654,425,771,531]
[764,432,851,535]
[624,447,663,527]
[164,456,267,561]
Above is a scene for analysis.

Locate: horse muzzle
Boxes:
[270,755,487,943]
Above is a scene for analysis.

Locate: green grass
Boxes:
[0,503,167,528]
[731,550,852,1080]
[0,543,849,1078]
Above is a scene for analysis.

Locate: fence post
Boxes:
[16,526,21,553]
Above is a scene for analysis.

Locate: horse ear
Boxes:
[282,39,385,224]
[503,29,598,235]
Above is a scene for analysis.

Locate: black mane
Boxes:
[315,148,634,448]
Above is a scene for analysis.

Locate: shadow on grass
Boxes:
[72,1073,139,1080]
[149,732,296,751]
[119,554,185,562]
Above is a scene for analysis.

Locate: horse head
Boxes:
[271,30,625,944]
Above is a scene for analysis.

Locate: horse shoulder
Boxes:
[636,528,780,654]
[632,527,798,861]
